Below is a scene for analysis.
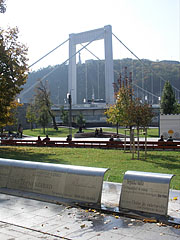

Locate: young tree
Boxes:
[37,106,51,134]
[174,102,180,114]
[76,113,86,129]
[26,103,37,130]
[33,83,51,134]
[60,106,68,126]
[105,86,135,134]
[133,99,154,159]
[34,81,58,130]
[105,84,153,159]
[0,27,28,129]
[160,81,177,114]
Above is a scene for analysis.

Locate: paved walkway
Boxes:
[21,136,160,142]
[0,182,179,240]
[0,136,180,239]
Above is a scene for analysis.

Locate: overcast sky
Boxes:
[1,0,179,71]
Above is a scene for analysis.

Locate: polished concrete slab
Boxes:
[0,181,179,239]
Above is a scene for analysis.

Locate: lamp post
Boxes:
[67,93,72,139]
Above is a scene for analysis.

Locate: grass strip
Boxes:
[0,146,179,189]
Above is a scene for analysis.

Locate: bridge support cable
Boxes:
[79,44,101,100]
[112,32,180,95]
[132,82,159,100]
[29,38,69,69]
[80,43,101,60]
[20,32,104,98]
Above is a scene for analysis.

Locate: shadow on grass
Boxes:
[0,147,67,165]
[140,152,180,171]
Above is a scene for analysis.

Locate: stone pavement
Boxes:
[0,182,179,240]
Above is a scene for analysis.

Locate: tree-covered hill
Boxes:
[20,58,180,105]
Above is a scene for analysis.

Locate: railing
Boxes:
[1,139,180,150]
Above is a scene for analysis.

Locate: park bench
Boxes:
[0,158,176,222]
[119,170,175,217]
[0,158,109,206]
[1,139,180,150]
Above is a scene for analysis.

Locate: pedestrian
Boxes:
[167,136,173,142]
[158,135,164,142]
[109,135,114,141]
[37,136,41,141]
[18,124,23,138]
[95,128,99,137]
[43,135,50,141]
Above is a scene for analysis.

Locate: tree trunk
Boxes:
[48,110,58,130]
[30,122,33,131]
[116,122,119,135]
[144,128,147,159]
[130,126,133,152]
[131,129,135,159]
[137,126,140,159]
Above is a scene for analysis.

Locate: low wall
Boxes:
[0,158,108,206]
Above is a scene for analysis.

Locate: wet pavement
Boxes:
[0,136,180,239]
[0,182,179,240]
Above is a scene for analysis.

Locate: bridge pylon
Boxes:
[68,25,114,105]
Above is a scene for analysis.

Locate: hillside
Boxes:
[20,58,180,104]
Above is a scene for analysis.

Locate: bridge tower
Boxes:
[68,25,114,105]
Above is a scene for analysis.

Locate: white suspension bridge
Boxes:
[19,25,180,106]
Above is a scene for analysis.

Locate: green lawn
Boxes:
[0,146,179,189]
[23,127,159,138]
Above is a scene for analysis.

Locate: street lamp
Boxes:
[67,93,72,140]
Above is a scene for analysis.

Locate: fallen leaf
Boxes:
[157,223,167,227]
[66,206,72,209]
[143,219,157,223]
[173,197,178,200]
[64,227,69,230]
[115,216,120,219]
[128,223,133,226]
[95,212,100,215]
[104,220,111,224]
[80,224,86,229]
[173,225,180,229]
[113,227,118,230]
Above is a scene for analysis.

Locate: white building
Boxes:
[160,114,180,139]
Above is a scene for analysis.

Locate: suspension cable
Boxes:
[80,43,101,60]
[112,32,180,94]
[20,31,104,98]
[29,38,69,68]
[132,82,159,99]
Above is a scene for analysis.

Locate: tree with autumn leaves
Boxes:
[105,79,154,158]
[0,4,29,131]
[105,85,153,131]
[0,27,28,130]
